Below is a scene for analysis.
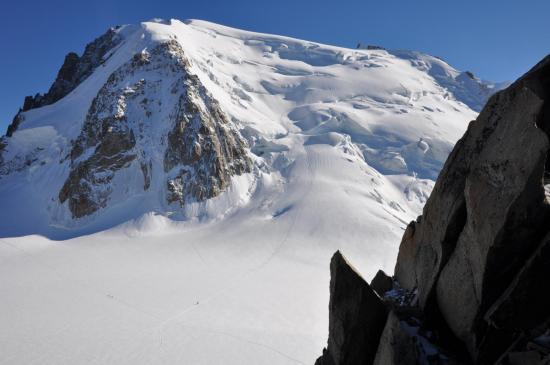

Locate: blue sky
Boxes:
[1,0,549,132]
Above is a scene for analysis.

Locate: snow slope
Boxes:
[0,19,485,364]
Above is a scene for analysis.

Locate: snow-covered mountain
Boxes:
[0,19,498,364]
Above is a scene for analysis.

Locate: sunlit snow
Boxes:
[0,18,488,364]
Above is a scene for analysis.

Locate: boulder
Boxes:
[315,251,388,365]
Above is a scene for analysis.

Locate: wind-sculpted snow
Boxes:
[390,50,506,112]
[0,18,491,365]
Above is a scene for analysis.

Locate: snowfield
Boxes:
[0,19,489,364]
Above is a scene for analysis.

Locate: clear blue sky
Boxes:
[1,0,549,132]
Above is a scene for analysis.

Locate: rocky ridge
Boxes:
[316,55,550,364]
[58,40,252,218]
[6,27,123,137]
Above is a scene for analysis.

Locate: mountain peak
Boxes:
[0,19,496,238]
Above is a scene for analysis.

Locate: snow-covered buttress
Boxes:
[59,40,251,218]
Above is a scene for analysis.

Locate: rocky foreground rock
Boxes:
[316,56,550,364]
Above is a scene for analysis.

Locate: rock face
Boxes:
[315,252,388,365]
[58,40,252,218]
[316,55,550,364]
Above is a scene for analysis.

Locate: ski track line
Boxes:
[251,146,317,272]
[149,149,318,358]
[182,325,307,365]
[0,149,316,364]
[0,238,164,323]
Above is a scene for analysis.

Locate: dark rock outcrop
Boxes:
[6,111,24,137]
[315,251,388,365]
[4,27,122,136]
[356,43,386,51]
[316,55,550,364]
[25,27,122,111]
[370,270,393,298]
[163,73,251,207]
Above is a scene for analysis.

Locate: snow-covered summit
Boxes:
[0,18,491,238]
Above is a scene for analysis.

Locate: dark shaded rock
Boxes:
[0,137,6,167]
[59,128,136,218]
[163,71,251,206]
[5,111,24,137]
[372,311,462,365]
[435,57,550,360]
[371,270,393,298]
[505,352,549,365]
[140,161,152,190]
[465,71,475,80]
[315,251,388,365]
[372,311,419,365]
[394,220,419,291]
[356,43,386,50]
[496,332,550,365]
[485,233,550,332]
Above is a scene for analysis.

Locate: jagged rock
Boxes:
[163,72,251,206]
[392,55,550,362]
[4,27,122,136]
[59,40,252,218]
[59,129,136,218]
[393,55,550,359]
[372,311,460,365]
[371,270,394,297]
[356,43,386,50]
[25,27,122,111]
[315,251,388,365]
[435,57,550,359]
[6,112,24,137]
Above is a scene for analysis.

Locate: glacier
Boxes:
[0,18,496,364]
